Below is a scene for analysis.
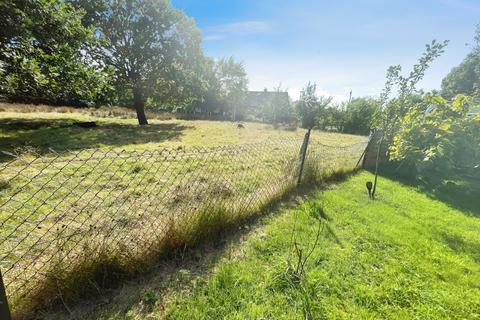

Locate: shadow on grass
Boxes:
[36,171,357,320]
[0,118,192,161]
[441,232,480,264]
[371,164,480,217]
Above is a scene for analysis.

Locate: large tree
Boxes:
[0,0,110,105]
[343,97,377,135]
[97,0,204,125]
[441,25,480,100]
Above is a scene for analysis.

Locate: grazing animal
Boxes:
[237,123,245,129]
[366,181,373,199]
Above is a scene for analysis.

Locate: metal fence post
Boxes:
[297,128,311,186]
[0,270,12,320]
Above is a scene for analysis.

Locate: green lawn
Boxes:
[65,170,477,320]
[44,171,480,319]
[162,171,480,319]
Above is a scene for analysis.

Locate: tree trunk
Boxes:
[133,85,148,125]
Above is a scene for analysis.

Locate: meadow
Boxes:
[0,104,367,317]
[0,103,365,155]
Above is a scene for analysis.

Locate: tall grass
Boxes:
[0,138,366,319]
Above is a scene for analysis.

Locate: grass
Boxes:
[0,104,367,318]
[0,103,365,158]
[145,171,478,320]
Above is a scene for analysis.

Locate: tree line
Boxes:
[0,0,478,151]
[0,0,250,125]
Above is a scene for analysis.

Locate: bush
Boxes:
[389,94,480,176]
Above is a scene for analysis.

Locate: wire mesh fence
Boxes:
[0,135,367,316]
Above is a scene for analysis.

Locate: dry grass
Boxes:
[0,102,175,121]
[0,103,368,318]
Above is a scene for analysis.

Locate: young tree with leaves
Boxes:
[295,82,332,129]
[373,40,449,142]
[215,57,248,121]
[260,84,293,124]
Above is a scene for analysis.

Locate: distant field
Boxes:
[0,103,368,316]
[0,103,366,157]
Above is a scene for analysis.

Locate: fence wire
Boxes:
[0,136,367,313]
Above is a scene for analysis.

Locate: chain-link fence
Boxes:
[0,134,368,317]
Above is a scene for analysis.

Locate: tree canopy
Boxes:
[295,82,332,129]
[441,25,480,101]
[390,95,480,175]
[0,0,111,106]
[96,0,206,124]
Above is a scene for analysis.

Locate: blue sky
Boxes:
[171,0,480,101]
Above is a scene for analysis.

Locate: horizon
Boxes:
[172,0,480,102]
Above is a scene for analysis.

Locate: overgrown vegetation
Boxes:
[369,34,480,180]
[441,24,480,101]
[0,108,366,318]
[390,95,480,177]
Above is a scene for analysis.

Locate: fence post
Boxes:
[356,132,373,169]
[0,270,11,320]
[297,128,311,186]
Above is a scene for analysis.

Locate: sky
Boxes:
[171,0,480,102]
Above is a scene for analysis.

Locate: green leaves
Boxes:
[441,25,480,101]
[373,39,449,142]
[295,82,333,129]
[0,0,110,106]
[390,94,480,175]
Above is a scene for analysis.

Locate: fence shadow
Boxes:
[0,118,191,161]
[0,130,367,318]
[37,171,358,320]
[372,166,480,217]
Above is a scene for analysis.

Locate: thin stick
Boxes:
[372,137,383,200]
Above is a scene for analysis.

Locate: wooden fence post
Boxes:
[356,132,373,169]
[297,128,311,186]
[0,269,11,320]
